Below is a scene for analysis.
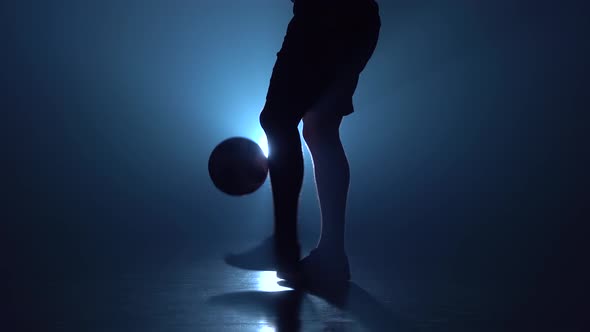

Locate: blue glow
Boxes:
[258,133,269,157]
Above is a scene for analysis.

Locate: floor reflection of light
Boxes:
[256,271,292,292]
[258,322,276,332]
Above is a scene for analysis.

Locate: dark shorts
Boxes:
[265,0,381,119]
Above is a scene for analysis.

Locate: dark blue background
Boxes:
[3,0,588,329]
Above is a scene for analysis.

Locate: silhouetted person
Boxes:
[226,0,381,283]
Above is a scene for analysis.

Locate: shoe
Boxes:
[277,248,351,284]
[224,236,300,273]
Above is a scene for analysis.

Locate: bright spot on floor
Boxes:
[257,271,291,292]
[258,323,276,332]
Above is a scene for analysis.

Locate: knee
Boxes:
[302,120,331,149]
[259,103,298,136]
[302,121,318,146]
[259,107,275,133]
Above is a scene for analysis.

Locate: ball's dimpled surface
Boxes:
[208,137,269,196]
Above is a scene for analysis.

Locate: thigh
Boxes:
[302,110,343,148]
[265,7,380,120]
[306,74,358,116]
[303,110,343,136]
[305,5,380,115]
[264,17,333,123]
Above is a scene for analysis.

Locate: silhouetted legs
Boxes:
[223,103,303,272]
[259,104,304,249]
[303,111,348,255]
[225,1,379,281]
[258,103,352,282]
[260,102,350,257]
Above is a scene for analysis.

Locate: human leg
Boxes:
[259,103,304,248]
[224,15,309,273]
[302,111,348,255]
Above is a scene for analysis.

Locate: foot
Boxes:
[277,248,351,284]
[224,236,300,273]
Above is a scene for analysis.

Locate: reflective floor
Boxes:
[7,230,584,332]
